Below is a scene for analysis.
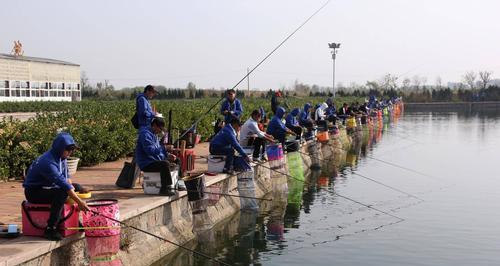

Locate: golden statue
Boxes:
[11,40,24,56]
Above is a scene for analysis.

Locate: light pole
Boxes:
[328,42,341,97]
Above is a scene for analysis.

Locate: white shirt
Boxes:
[239,118,266,146]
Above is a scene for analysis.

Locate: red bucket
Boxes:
[86,234,122,266]
[82,199,120,237]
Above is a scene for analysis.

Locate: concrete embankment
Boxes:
[2,132,352,266]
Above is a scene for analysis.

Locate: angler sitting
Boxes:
[267,107,296,145]
[337,103,350,124]
[240,109,275,162]
[314,102,329,130]
[325,98,338,125]
[136,117,179,196]
[23,133,90,241]
[210,118,251,175]
[285,108,302,140]
[220,89,243,124]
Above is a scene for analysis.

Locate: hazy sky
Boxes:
[1,0,499,90]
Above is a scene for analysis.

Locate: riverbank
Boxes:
[0,132,351,266]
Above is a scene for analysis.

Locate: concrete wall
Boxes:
[0,59,80,83]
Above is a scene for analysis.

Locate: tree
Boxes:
[478,71,493,90]
[435,76,442,89]
[412,75,422,90]
[463,71,477,90]
[401,78,411,92]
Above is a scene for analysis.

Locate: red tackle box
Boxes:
[21,201,79,237]
[173,149,196,173]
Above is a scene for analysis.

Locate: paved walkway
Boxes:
[0,142,211,227]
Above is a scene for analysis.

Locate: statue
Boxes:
[11,40,24,56]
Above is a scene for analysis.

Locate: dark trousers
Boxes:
[210,145,234,170]
[288,125,302,140]
[142,160,173,190]
[300,120,314,129]
[316,120,328,130]
[25,187,68,228]
[328,115,337,125]
[247,137,266,159]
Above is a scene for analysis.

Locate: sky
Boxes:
[1,0,499,90]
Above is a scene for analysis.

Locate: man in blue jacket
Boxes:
[285,108,302,140]
[136,85,158,128]
[299,103,314,128]
[267,107,295,145]
[23,133,90,241]
[220,89,243,124]
[136,117,178,196]
[210,118,250,174]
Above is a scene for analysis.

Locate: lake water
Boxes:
[152,110,500,266]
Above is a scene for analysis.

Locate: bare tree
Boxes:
[463,71,477,90]
[412,75,422,90]
[435,76,442,89]
[478,71,493,90]
[402,78,411,91]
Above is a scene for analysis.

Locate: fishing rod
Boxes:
[91,210,231,266]
[172,0,331,144]
[249,158,404,221]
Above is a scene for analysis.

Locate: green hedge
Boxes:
[0,97,361,180]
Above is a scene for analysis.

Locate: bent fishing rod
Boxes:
[172,0,331,144]
[91,210,231,266]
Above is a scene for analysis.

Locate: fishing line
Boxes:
[279,141,423,198]
[175,187,272,202]
[351,172,424,201]
[246,158,404,221]
[173,0,332,144]
[91,210,232,266]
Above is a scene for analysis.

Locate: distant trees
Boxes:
[463,71,477,90]
[479,71,493,90]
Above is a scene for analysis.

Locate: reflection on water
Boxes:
[151,110,500,265]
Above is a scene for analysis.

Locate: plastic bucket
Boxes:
[184,173,205,201]
[316,131,329,142]
[284,140,299,153]
[82,199,120,237]
[266,144,283,161]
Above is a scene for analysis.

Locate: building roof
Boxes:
[0,53,79,67]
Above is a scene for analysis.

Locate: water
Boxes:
[154,110,500,266]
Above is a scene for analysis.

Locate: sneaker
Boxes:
[159,188,176,196]
[261,156,268,162]
[177,184,187,191]
[44,227,63,241]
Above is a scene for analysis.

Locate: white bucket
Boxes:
[143,168,179,195]
[67,157,80,175]
[207,155,226,173]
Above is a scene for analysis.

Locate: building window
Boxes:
[50,91,57,97]
[31,82,39,89]
[0,81,6,88]
[77,84,80,90]
[0,89,9,97]
[21,82,28,89]
[15,81,21,88]
[20,90,27,97]
[41,82,48,89]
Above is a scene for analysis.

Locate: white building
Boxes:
[0,53,81,102]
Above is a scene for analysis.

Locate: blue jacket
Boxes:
[136,93,155,128]
[210,124,246,156]
[267,107,287,142]
[299,103,312,126]
[23,133,76,191]
[285,108,300,128]
[135,127,168,170]
[220,98,243,124]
